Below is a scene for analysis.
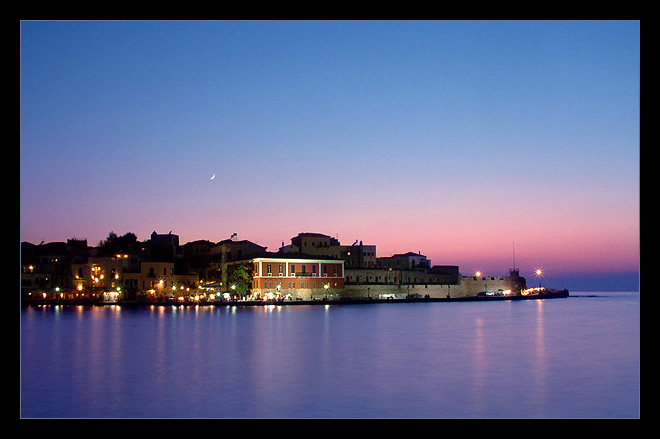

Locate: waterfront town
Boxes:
[21,230,533,303]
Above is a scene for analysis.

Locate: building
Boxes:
[71,254,198,301]
[22,229,529,303]
[215,237,267,261]
[71,254,137,301]
[344,265,458,285]
[126,260,199,300]
[340,240,377,268]
[427,265,460,284]
[181,239,215,281]
[283,232,377,268]
[286,232,341,258]
[180,236,267,284]
[227,252,345,300]
[377,252,430,270]
[214,237,268,287]
[147,231,180,260]
[21,240,85,293]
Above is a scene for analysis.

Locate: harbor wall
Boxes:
[339,275,524,299]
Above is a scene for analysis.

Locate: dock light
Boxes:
[475,271,481,278]
[535,268,543,287]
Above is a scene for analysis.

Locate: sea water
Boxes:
[20,292,639,418]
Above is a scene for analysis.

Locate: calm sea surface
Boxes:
[20,292,640,418]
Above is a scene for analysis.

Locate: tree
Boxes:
[99,232,138,255]
[226,263,253,298]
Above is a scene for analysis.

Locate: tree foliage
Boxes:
[99,231,138,254]
[226,263,253,297]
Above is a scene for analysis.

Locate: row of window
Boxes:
[76,266,174,278]
[265,264,339,276]
[256,281,336,290]
[346,275,457,284]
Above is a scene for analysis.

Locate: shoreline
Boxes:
[22,290,569,307]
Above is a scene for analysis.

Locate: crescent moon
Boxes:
[210,174,215,180]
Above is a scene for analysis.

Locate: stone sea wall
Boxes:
[339,275,523,299]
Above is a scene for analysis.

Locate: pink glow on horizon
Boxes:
[171,210,638,278]
[20,216,638,282]
[21,186,638,280]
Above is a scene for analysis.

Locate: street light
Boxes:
[535,268,543,288]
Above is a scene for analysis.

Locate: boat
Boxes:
[521,287,569,298]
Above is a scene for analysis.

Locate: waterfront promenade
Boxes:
[22,290,569,307]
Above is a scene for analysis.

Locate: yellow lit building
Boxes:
[71,256,198,300]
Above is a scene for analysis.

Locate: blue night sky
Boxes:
[20,20,640,291]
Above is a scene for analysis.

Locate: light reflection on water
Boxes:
[21,293,639,418]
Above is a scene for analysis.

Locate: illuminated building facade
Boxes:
[241,253,345,300]
[71,255,198,300]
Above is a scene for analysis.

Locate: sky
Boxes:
[20,20,640,291]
